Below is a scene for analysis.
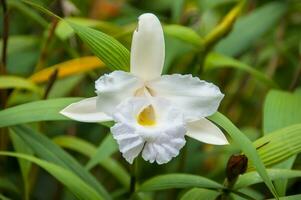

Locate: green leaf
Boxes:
[53,135,130,188]
[234,188,265,200]
[204,52,278,88]
[10,125,111,200]
[267,194,301,200]
[180,188,220,200]
[0,177,19,194]
[250,124,301,170]
[208,112,279,199]
[264,90,301,134]
[69,22,130,71]
[235,169,301,189]
[0,76,41,93]
[138,174,223,192]
[163,25,203,47]
[9,131,33,200]
[0,194,11,200]
[163,35,194,74]
[171,0,185,23]
[263,90,301,195]
[85,134,118,170]
[48,75,84,98]
[0,36,39,76]
[0,98,82,128]
[56,17,121,40]
[8,0,48,27]
[0,152,103,200]
[215,1,287,56]
[203,0,245,48]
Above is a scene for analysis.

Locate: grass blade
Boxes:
[85,134,118,170]
[180,188,220,200]
[53,135,130,188]
[215,1,287,56]
[29,56,104,83]
[138,174,223,192]
[0,75,40,93]
[204,52,278,88]
[0,152,103,200]
[235,169,301,189]
[10,125,111,200]
[0,98,82,128]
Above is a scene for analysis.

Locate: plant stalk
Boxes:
[0,0,9,107]
[129,159,138,198]
[0,0,9,159]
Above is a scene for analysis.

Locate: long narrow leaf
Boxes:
[9,132,33,199]
[0,98,81,128]
[235,169,301,189]
[0,178,19,194]
[163,25,203,47]
[0,76,40,93]
[267,194,301,200]
[30,57,104,83]
[0,152,103,200]
[138,174,223,192]
[204,52,278,88]
[208,112,279,198]
[215,1,287,56]
[69,23,130,71]
[180,188,220,200]
[250,124,301,170]
[85,134,118,170]
[263,90,301,195]
[10,125,111,200]
[53,135,130,188]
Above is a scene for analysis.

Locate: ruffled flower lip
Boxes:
[111,97,187,164]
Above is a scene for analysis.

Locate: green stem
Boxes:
[129,160,138,198]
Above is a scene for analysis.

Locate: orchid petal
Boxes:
[142,125,186,164]
[60,97,112,122]
[111,123,144,164]
[111,97,186,164]
[148,74,224,121]
[130,13,165,81]
[95,70,142,115]
[186,118,228,145]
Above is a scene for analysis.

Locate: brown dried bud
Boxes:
[226,154,248,182]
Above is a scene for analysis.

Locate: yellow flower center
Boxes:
[137,105,156,126]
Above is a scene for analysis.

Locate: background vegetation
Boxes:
[0,0,300,199]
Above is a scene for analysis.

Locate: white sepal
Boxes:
[186,118,228,145]
[60,97,112,122]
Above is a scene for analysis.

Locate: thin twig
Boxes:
[128,159,140,199]
[35,18,59,71]
[0,0,9,108]
[0,0,8,73]
[289,64,301,91]
[0,0,9,164]
[129,160,137,196]
[43,68,59,99]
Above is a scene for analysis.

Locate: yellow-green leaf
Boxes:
[30,57,104,83]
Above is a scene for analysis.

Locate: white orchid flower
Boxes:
[61,13,228,164]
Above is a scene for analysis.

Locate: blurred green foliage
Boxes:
[0,0,301,199]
